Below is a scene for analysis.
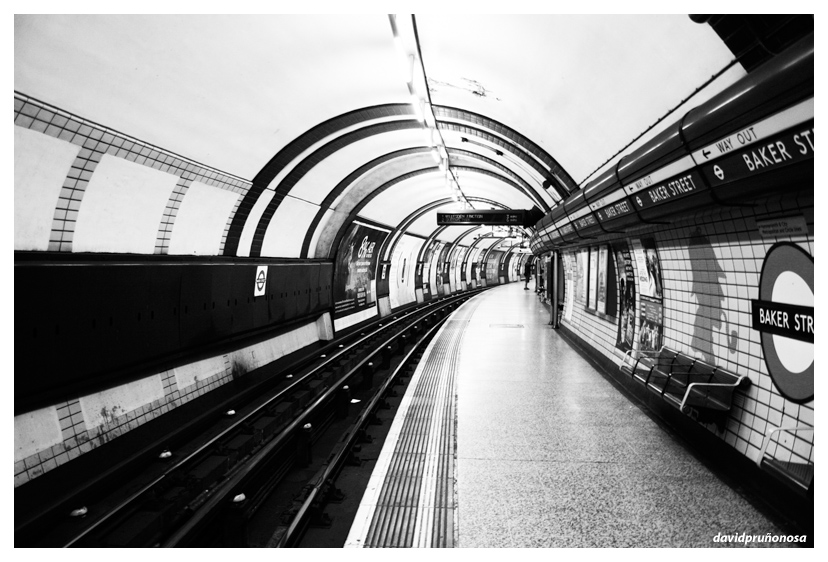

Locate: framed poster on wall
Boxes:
[564,253,574,322]
[639,298,664,353]
[634,237,663,300]
[333,222,389,319]
[614,242,636,352]
[597,246,608,314]
[575,249,587,302]
[631,238,663,352]
[588,246,599,310]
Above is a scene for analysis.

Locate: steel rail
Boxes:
[161,294,470,546]
[57,295,466,547]
[275,310,448,547]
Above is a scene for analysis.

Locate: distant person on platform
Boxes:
[524,259,532,290]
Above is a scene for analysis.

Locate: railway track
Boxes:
[15,289,482,547]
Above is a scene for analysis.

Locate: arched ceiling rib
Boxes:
[449,148,547,206]
[297,146,545,259]
[15,14,744,261]
[434,105,576,197]
[309,146,528,259]
[236,106,562,258]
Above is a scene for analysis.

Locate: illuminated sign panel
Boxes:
[437,210,526,226]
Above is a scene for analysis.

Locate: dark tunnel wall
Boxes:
[15,258,333,413]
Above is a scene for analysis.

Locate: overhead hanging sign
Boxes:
[437,209,526,226]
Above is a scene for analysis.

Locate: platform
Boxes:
[346,282,786,547]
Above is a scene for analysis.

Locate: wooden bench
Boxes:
[756,426,814,497]
[620,346,750,429]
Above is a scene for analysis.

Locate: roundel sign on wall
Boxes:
[751,243,814,403]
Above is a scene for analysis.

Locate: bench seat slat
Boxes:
[646,371,671,394]
[625,346,749,418]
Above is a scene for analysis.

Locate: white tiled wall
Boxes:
[14,93,250,254]
[559,192,814,469]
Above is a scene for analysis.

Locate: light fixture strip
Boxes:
[391,14,474,210]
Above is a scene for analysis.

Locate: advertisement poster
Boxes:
[333,222,388,319]
[486,250,503,282]
[421,241,440,299]
[467,247,481,283]
[435,243,451,295]
[634,237,663,300]
[450,245,465,287]
[632,238,663,351]
[477,250,486,280]
[639,298,664,353]
[597,246,608,314]
[588,246,599,309]
[614,243,636,351]
[564,253,575,322]
[575,249,587,302]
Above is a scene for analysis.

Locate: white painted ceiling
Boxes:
[14,13,745,257]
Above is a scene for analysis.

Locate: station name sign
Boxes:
[595,198,634,222]
[701,122,814,187]
[630,170,707,210]
[751,299,813,343]
[437,209,526,226]
[753,243,814,403]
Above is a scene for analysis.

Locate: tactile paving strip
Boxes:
[345,298,482,548]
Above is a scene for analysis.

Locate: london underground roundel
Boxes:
[752,243,814,403]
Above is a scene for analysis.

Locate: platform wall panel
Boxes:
[15,260,334,413]
[558,192,814,472]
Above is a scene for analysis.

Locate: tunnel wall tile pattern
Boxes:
[14,359,233,487]
[155,177,195,254]
[14,319,324,487]
[13,93,251,255]
[560,192,814,472]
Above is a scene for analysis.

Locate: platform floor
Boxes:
[347,282,786,548]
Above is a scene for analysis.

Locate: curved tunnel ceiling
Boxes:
[14,14,744,259]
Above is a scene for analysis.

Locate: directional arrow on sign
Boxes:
[702,149,711,159]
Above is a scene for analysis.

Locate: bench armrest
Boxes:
[679,377,747,413]
[756,425,814,468]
